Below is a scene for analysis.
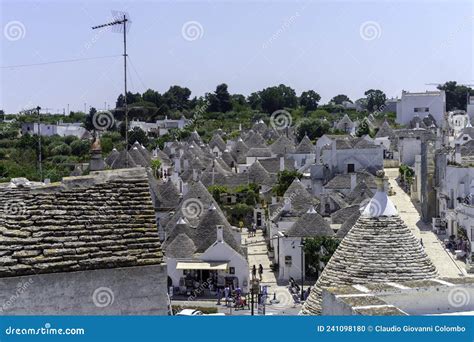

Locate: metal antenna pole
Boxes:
[36,106,43,182]
[92,11,132,167]
[123,15,129,167]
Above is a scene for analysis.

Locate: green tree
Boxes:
[296,118,330,141]
[84,107,98,132]
[163,85,191,111]
[364,89,386,112]
[259,84,298,114]
[356,118,371,137]
[127,127,148,147]
[50,143,71,156]
[300,90,321,112]
[207,83,233,113]
[273,170,303,196]
[331,94,352,105]
[70,139,90,157]
[304,236,340,278]
[247,92,262,110]
[151,159,162,178]
[437,81,474,111]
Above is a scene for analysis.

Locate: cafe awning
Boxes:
[176,261,228,271]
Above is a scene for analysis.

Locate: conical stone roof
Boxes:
[248,160,271,185]
[165,233,196,259]
[295,135,314,154]
[286,206,334,238]
[301,171,438,315]
[105,148,119,166]
[209,133,226,152]
[194,205,241,254]
[231,138,249,164]
[270,135,295,155]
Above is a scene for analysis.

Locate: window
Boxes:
[229,267,235,274]
[414,107,429,113]
[285,256,292,265]
[347,164,355,173]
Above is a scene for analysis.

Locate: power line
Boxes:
[0,55,122,69]
[127,56,147,90]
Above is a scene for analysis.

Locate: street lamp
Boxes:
[299,238,305,301]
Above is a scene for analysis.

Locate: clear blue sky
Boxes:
[1,0,473,114]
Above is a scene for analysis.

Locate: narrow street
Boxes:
[385,168,466,278]
[243,229,302,315]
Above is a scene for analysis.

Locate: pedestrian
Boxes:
[252,265,257,279]
[216,287,222,305]
[224,285,230,306]
[258,264,263,280]
[304,286,311,300]
[420,238,424,247]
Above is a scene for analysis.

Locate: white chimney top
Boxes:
[216,225,224,242]
[361,171,397,217]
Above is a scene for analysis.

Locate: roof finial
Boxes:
[361,170,398,218]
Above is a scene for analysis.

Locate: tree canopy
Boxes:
[364,89,386,112]
[300,90,321,112]
[437,81,474,111]
[331,94,352,105]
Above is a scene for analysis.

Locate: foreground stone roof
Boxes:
[0,168,163,278]
[301,214,438,315]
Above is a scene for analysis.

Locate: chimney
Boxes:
[182,182,189,196]
[174,157,181,173]
[350,173,357,190]
[455,143,462,164]
[320,195,327,215]
[331,142,337,169]
[216,225,224,242]
[283,197,292,212]
[192,169,198,181]
[280,156,285,172]
[415,122,420,129]
[89,137,105,171]
[315,146,321,165]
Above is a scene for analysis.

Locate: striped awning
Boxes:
[176,261,228,270]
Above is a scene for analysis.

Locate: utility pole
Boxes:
[300,238,305,302]
[36,106,43,182]
[92,11,131,166]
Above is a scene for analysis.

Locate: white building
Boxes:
[276,207,334,282]
[467,96,474,119]
[320,136,383,174]
[396,90,446,125]
[21,122,89,139]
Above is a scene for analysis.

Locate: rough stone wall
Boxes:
[0,264,168,315]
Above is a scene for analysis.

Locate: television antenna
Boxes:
[92,10,132,166]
